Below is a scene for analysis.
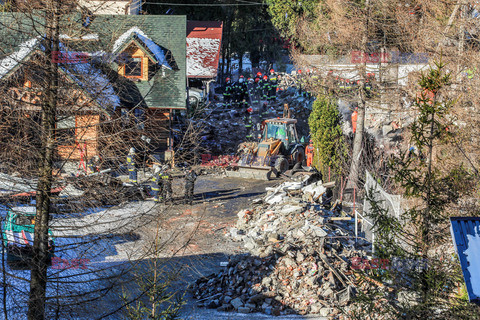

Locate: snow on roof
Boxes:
[135,33,172,70]
[113,26,172,69]
[0,37,39,80]
[186,21,222,79]
[0,38,119,110]
[59,33,99,41]
[187,37,221,78]
[11,207,37,215]
[113,26,148,53]
[58,46,120,109]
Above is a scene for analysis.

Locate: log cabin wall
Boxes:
[57,114,100,161]
[145,109,170,151]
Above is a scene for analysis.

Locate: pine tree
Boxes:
[354,61,480,319]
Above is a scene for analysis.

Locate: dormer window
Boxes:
[118,44,149,81]
[125,56,142,78]
[114,28,174,81]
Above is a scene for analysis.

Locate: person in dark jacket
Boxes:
[223,77,233,107]
[184,168,197,205]
[151,165,162,202]
[126,148,137,183]
[161,165,173,203]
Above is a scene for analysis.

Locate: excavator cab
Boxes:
[263,120,300,148]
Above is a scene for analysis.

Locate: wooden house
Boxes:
[0,14,186,165]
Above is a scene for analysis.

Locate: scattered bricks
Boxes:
[193,176,371,316]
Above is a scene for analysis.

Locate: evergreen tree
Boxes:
[308,95,347,176]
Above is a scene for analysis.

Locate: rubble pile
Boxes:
[200,154,239,168]
[193,178,371,316]
[199,84,314,155]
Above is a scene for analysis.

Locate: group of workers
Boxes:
[223,69,279,108]
[126,148,197,205]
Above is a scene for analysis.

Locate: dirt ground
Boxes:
[137,174,326,320]
[66,173,325,319]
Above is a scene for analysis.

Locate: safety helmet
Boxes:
[247,107,253,113]
[298,70,302,74]
[263,75,268,80]
[226,77,231,82]
[254,78,259,83]
[306,69,310,73]
[240,75,244,78]
[256,72,262,77]
[270,69,274,73]
[129,147,136,154]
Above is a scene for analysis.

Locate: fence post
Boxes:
[354,186,357,244]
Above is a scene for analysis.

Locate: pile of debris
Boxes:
[196,84,314,155]
[192,177,373,316]
[200,154,239,168]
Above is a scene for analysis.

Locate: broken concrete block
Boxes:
[230,297,244,310]
[237,306,252,313]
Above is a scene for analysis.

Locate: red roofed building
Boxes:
[186,21,223,80]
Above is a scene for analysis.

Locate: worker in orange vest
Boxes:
[351,107,358,134]
[306,140,314,167]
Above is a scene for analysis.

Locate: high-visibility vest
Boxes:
[351,111,358,133]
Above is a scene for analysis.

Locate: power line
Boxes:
[143,0,267,6]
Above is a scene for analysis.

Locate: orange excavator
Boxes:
[228,118,305,180]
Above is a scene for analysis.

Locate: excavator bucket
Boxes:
[226,153,277,180]
[226,166,275,180]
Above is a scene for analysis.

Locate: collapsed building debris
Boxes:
[192,176,374,316]
[195,86,314,156]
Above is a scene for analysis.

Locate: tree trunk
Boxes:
[347,0,370,190]
[28,2,59,319]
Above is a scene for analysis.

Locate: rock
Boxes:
[248,293,264,303]
[245,303,256,309]
[206,300,219,309]
[272,307,281,316]
[310,303,322,313]
[319,307,330,317]
[237,306,252,313]
[223,296,232,304]
[382,124,393,136]
[217,304,232,312]
[323,288,333,298]
[230,297,244,310]
[296,251,305,263]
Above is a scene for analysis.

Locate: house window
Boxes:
[125,57,142,78]
[56,116,76,145]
